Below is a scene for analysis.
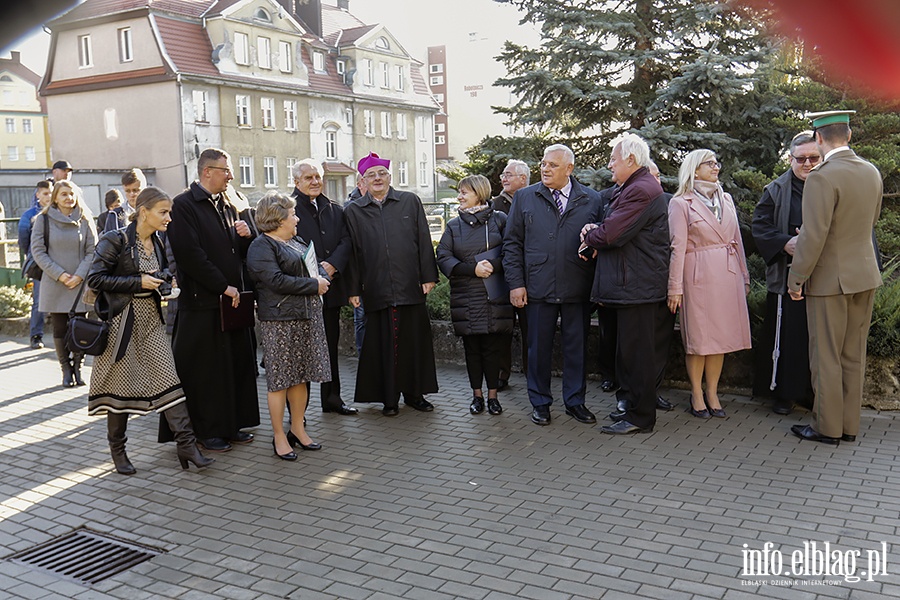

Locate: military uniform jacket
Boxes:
[788,149,882,296]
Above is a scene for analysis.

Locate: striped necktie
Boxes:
[552,189,563,214]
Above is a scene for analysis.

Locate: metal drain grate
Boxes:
[7,528,164,585]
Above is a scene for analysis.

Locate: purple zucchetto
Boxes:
[357,152,391,176]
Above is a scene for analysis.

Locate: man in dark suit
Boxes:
[166,148,260,452]
[291,158,357,415]
[788,110,883,445]
[503,144,602,426]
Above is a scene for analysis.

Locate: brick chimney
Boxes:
[10,51,20,63]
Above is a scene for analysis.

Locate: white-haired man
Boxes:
[582,134,670,434]
[503,144,602,427]
[291,159,357,415]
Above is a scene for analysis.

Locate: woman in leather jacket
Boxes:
[247,192,331,461]
[87,187,213,474]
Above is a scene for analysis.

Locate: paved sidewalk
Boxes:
[0,334,899,600]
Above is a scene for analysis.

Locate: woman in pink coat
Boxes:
[667,149,751,418]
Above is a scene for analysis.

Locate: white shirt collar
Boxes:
[824,146,850,162]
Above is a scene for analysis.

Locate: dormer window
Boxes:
[375,37,390,50]
[255,8,271,21]
[336,60,345,75]
[313,51,325,72]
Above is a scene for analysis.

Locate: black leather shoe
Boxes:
[229,431,254,444]
[841,434,857,442]
[772,399,792,415]
[687,405,711,419]
[600,420,653,434]
[608,410,627,422]
[404,396,434,412]
[600,379,618,392]
[323,403,359,415]
[470,396,485,415]
[382,406,399,416]
[272,440,297,461]
[565,404,596,424]
[531,405,551,426]
[199,437,233,452]
[790,424,840,445]
[487,397,502,415]
[286,431,321,451]
[656,396,674,411]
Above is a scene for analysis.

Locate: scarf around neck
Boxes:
[693,180,724,223]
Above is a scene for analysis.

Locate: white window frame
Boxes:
[283,100,297,131]
[430,75,444,86]
[192,90,208,123]
[364,110,374,136]
[234,32,250,65]
[25,146,35,161]
[236,94,251,127]
[434,93,445,103]
[380,111,391,138]
[396,113,407,139]
[118,27,133,63]
[434,122,445,133]
[435,135,446,145]
[417,116,427,142]
[261,97,275,128]
[336,60,345,75]
[278,41,292,72]
[4,118,14,133]
[22,118,32,134]
[344,107,353,126]
[239,156,254,187]
[430,63,443,73]
[380,62,390,88]
[419,158,430,187]
[398,161,408,187]
[313,51,325,72]
[395,65,405,91]
[263,156,277,187]
[363,59,373,86]
[325,129,337,160]
[78,34,92,68]
[7,146,18,161]
[286,157,297,187]
[258,36,272,69]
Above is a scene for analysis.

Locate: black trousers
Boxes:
[499,307,528,378]
[595,304,617,381]
[50,312,84,339]
[462,332,513,390]
[616,301,672,429]
[319,305,343,408]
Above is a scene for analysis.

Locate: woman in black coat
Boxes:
[87,187,213,474]
[436,175,514,415]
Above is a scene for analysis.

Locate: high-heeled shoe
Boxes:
[287,430,322,451]
[704,397,726,418]
[272,439,298,461]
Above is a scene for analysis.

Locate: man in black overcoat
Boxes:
[164,148,260,452]
[291,158,357,415]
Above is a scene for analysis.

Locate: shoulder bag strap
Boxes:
[69,279,88,318]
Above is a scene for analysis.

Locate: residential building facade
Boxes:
[0,51,51,172]
[40,0,439,205]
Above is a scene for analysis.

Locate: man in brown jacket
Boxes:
[787,110,882,445]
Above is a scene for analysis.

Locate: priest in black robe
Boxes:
[164,148,260,451]
[344,153,439,416]
[751,132,819,414]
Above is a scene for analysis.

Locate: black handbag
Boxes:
[65,281,109,356]
[21,213,49,280]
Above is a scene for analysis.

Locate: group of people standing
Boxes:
[17,107,883,476]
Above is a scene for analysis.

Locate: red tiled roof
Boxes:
[301,42,352,96]
[50,0,216,25]
[333,24,374,47]
[154,15,219,77]
[321,2,365,42]
[323,161,355,175]
[43,65,170,92]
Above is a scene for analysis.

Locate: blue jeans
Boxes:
[29,278,44,338]
[353,303,366,356]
